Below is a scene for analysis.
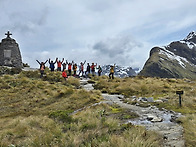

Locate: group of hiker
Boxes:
[36,58,115,79]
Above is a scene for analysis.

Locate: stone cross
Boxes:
[5,31,12,38]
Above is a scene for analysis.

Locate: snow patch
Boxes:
[160,57,164,61]
[184,31,196,41]
[159,47,190,68]
[180,40,196,49]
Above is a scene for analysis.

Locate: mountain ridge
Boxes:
[139,31,196,79]
[101,65,137,78]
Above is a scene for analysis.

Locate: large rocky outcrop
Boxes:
[0,31,23,68]
[139,31,196,79]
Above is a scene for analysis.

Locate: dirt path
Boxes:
[80,78,185,147]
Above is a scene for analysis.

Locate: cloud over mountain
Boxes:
[92,35,144,66]
[0,0,196,68]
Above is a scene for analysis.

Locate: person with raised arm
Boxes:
[62,60,67,71]
[36,59,48,78]
[78,60,86,77]
[49,58,57,72]
[67,60,73,76]
[97,65,102,76]
[109,64,116,79]
[73,63,77,77]
[85,63,91,77]
[56,58,64,71]
[91,63,97,76]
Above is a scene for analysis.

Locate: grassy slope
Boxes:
[93,76,196,146]
[0,71,161,147]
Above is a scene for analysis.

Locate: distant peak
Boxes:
[184,31,196,41]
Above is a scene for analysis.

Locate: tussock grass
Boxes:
[62,104,161,147]
[0,71,162,146]
[179,114,196,146]
[93,76,196,110]
[0,116,63,146]
[93,76,196,146]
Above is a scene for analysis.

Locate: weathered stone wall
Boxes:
[0,36,23,68]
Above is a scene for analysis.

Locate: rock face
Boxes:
[139,31,196,79]
[0,31,23,68]
[102,65,137,78]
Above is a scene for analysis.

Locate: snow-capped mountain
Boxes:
[101,65,137,78]
[139,31,196,79]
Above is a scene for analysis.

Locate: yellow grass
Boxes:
[0,71,162,146]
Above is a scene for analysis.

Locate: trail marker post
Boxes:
[176,90,183,107]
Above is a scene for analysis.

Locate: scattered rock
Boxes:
[161,98,169,103]
[137,97,154,103]
[80,78,184,147]
[151,117,163,122]
[147,97,154,102]
[131,96,137,99]
[154,100,163,103]
[138,97,148,102]
[146,114,163,122]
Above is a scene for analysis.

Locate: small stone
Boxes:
[161,99,169,102]
[146,114,163,122]
[151,117,163,122]
[138,97,148,102]
[147,97,154,102]
[154,100,163,103]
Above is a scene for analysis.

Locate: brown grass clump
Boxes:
[0,116,63,146]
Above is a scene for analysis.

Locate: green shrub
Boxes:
[43,71,63,82]
[19,70,40,79]
[49,110,74,123]
[66,77,80,88]
[56,88,74,98]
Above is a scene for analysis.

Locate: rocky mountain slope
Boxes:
[101,65,137,78]
[139,31,196,79]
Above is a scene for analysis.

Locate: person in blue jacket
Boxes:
[49,58,57,72]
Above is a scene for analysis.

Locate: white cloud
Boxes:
[0,0,196,69]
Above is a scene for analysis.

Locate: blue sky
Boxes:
[0,0,196,69]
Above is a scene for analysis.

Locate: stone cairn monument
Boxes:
[0,31,23,68]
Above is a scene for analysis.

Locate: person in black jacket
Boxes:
[85,63,91,77]
[97,65,102,76]
[36,59,48,78]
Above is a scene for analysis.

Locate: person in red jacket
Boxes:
[78,60,86,77]
[56,58,64,71]
[67,60,73,76]
[91,63,97,76]
[62,69,68,80]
